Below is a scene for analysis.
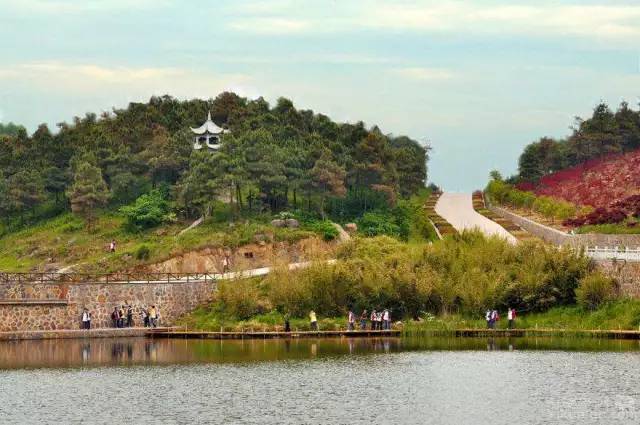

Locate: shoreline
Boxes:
[3,326,640,341]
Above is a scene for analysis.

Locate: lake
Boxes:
[1,336,639,424]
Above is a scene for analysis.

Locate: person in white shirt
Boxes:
[382,309,391,330]
[81,308,91,330]
[507,308,516,329]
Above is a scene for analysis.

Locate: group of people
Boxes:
[358,309,392,331]
[80,305,161,329]
[485,307,517,329]
[306,309,393,332]
[111,305,135,328]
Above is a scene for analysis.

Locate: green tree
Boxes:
[3,170,45,220]
[177,151,226,217]
[309,152,347,219]
[67,161,110,228]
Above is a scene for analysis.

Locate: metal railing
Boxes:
[585,246,640,262]
[0,272,218,285]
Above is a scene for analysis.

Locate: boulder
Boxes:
[344,223,358,233]
[285,219,300,228]
[271,219,286,228]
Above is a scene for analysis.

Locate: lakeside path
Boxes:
[435,192,517,244]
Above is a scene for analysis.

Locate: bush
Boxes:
[135,244,151,260]
[576,273,619,310]
[357,211,401,237]
[217,279,263,320]
[307,220,339,241]
[264,232,595,319]
[120,190,171,231]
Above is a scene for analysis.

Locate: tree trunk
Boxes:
[236,184,243,210]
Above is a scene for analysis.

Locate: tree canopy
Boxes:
[515,101,640,183]
[0,93,429,226]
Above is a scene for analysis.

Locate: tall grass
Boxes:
[208,231,596,322]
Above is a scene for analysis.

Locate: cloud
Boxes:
[3,0,167,14]
[226,1,640,42]
[0,62,255,99]
[392,67,455,81]
[228,17,312,34]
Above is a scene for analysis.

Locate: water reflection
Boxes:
[0,335,639,370]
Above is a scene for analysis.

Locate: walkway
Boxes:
[0,260,337,285]
[435,192,517,244]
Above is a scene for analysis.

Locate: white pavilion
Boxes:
[190,111,228,150]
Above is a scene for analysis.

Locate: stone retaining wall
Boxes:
[0,280,216,332]
[489,205,640,248]
[597,260,640,299]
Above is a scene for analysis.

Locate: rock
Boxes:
[254,233,267,242]
[43,263,62,272]
[344,223,358,233]
[285,219,300,228]
[271,219,286,228]
[155,228,168,236]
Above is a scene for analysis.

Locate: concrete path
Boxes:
[435,193,517,244]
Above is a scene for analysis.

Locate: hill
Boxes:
[0,93,434,272]
[491,101,640,231]
[524,149,640,208]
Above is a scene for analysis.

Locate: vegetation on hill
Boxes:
[177,231,614,331]
[515,101,640,183]
[0,208,318,273]
[0,93,429,235]
[0,94,435,271]
[496,102,640,232]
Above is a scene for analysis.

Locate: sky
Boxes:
[1,0,639,191]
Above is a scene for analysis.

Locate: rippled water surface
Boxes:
[1,336,639,424]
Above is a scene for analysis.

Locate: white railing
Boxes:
[585,246,640,262]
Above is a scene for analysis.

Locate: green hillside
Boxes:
[0,94,434,271]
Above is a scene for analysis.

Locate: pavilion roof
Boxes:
[190,111,226,135]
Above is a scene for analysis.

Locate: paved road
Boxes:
[435,192,517,244]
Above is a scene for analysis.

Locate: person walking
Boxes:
[222,256,230,274]
[507,308,516,329]
[309,310,318,331]
[141,307,149,327]
[284,312,291,332]
[370,310,377,330]
[111,307,120,328]
[118,305,126,328]
[149,305,157,328]
[127,304,134,327]
[491,310,499,329]
[347,310,355,331]
[485,309,492,329]
[81,308,91,330]
[376,310,383,330]
[360,310,368,331]
[109,239,116,253]
[382,309,390,330]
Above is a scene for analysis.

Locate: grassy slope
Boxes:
[0,212,315,273]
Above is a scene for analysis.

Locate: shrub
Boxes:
[357,211,401,237]
[307,220,339,241]
[120,190,171,231]
[217,279,263,320]
[135,244,151,260]
[265,232,595,318]
[576,273,618,310]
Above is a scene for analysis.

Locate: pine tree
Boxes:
[67,161,109,228]
[310,152,346,219]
